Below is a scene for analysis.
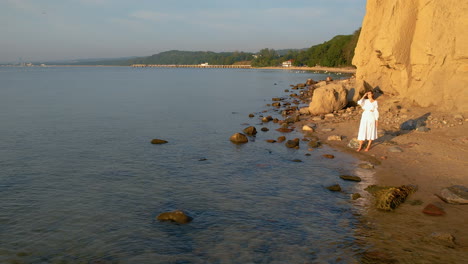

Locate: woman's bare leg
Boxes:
[365,140,373,151]
[357,140,364,152]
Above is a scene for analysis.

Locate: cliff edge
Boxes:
[353,0,468,112]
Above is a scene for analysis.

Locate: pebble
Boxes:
[321,128,334,132]
[327,135,342,141]
[422,203,446,216]
[323,154,335,159]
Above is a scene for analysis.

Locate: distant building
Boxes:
[200,62,209,66]
[282,60,294,67]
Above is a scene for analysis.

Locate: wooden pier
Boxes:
[131,64,252,69]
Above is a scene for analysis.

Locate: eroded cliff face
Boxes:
[353,0,468,112]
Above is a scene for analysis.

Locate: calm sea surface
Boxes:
[0,66,367,263]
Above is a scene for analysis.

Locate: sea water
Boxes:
[0,66,367,263]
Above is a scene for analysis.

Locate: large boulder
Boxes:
[308,83,348,115]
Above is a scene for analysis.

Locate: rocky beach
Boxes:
[260,73,467,262]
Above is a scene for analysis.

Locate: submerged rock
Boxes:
[322,154,335,159]
[277,136,286,143]
[157,210,192,224]
[285,138,300,148]
[327,184,342,192]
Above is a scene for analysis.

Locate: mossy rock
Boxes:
[365,185,418,211]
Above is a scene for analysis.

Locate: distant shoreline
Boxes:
[258,66,356,74]
[1,64,356,74]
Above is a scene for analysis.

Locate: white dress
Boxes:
[357,98,379,140]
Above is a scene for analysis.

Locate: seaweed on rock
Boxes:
[365,185,417,211]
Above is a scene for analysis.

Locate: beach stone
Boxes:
[352,193,362,200]
[157,210,192,224]
[261,127,269,132]
[272,97,282,101]
[324,113,335,118]
[323,154,335,159]
[248,113,255,118]
[307,140,320,148]
[302,125,314,131]
[416,126,430,132]
[340,175,362,182]
[326,184,342,192]
[230,133,248,144]
[285,138,300,148]
[359,163,374,169]
[262,116,273,122]
[388,146,403,153]
[422,204,446,216]
[347,138,360,149]
[277,136,286,143]
[327,135,342,141]
[306,79,316,86]
[299,107,311,115]
[272,102,281,107]
[436,185,468,204]
[322,128,334,132]
[151,139,168,144]
[243,126,257,136]
[430,232,456,245]
[305,153,312,156]
[265,139,276,143]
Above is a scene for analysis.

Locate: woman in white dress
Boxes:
[357,90,379,151]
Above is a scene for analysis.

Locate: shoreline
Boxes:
[289,78,468,262]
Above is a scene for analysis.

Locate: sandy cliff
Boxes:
[353,0,468,112]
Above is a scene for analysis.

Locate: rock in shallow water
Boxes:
[151,139,168,144]
[230,133,248,144]
[157,210,192,224]
[327,184,342,192]
[340,175,362,182]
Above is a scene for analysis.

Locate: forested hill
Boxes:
[50,29,360,67]
[127,50,254,65]
[251,29,360,67]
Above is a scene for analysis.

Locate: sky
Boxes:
[0,0,367,63]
